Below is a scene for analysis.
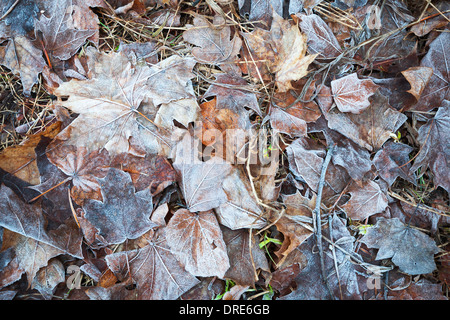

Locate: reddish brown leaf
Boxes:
[222,227,269,286]
[331,73,379,114]
[165,209,230,278]
[105,230,200,300]
[342,180,388,221]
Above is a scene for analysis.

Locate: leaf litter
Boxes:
[0,0,449,301]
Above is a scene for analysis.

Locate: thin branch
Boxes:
[313,143,336,300]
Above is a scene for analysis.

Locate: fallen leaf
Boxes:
[241,10,317,92]
[411,32,450,112]
[373,141,416,186]
[0,36,46,96]
[216,167,266,230]
[31,258,65,299]
[52,47,172,156]
[0,184,83,258]
[280,214,364,300]
[105,230,200,299]
[222,284,250,300]
[274,191,315,266]
[82,168,157,244]
[361,217,440,275]
[342,180,388,221]
[386,278,448,300]
[401,66,434,101]
[297,13,343,59]
[183,15,241,74]
[203,73,261,115]
[165,209,230,278]
[325,92,407,151]
[46,145,110,203]
[222,227,269,286]
[1,229,63,288]
[111,152,177,194]
[173,134,231,212]
[410,105,449,193]
[0,0,39,37]
[34,0,95,61]
[331,73,379,114]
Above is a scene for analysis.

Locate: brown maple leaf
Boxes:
[34,0,95,61]
[183,15,242,74]
[165,209,230,278]
[331,73,379,114]
[241,11,317,92]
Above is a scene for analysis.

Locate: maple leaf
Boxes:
[373,141,416,186]
[165,209,230,278]
[296,13,343,59]
[183,15,242,74]
[275,191,315,266]
[361,218,440,275]
[241,11,317,92]
[45,145,110,203]
[325,92,407,151]
[342,180,388,221]
[1,229,64,288]
[52,47,173,156]
[0,185,83,258]
[173,134,231,212]
[82,168,157,245]
[331,73,379,114]
[222,227,269,286]
[215,167,267,230]
[203,73,261,115]
[0,36,46,96]
[410,30,449,111]
[105,230,200,300]
[280,214,364,300]
[410,105,449,193]
[34,0,95,61]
